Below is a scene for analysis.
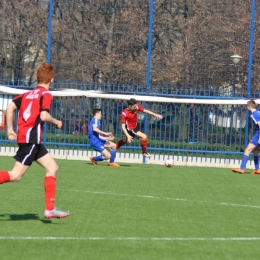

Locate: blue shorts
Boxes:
[90,139,107,153]
[250,133,259,146]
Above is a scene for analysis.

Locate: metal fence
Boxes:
[0,92,256,161]
[0,0,259,162]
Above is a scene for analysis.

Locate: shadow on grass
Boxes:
[86,162,131,167]
[0,213,64,224]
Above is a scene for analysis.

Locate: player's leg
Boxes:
[0,169,11,184]
[251,147,260,174]
[8,162,29,181]
[105,141,119,166]
[90,140,107,165]
[0,161,29,184]
[117,128,136,148]
[135,131,151,158]
[0,144,35,184]
[36,146,70,218]
[232,141,257,174]
[116,136,127,149]
[101,149,111,160]
[91,147,119,166]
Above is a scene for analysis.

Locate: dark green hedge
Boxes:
[0,130,243,159]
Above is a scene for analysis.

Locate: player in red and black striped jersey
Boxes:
[0,63,70,219]
[116,98,163,158]
[12,87,53,144]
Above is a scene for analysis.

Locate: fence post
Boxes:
[143,0,154,163]
[44,0,53,146]
[47,0,53,64]
[244,0,256,149]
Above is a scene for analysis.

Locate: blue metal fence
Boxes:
[0,0,259,162]
[0,92,255,161]
[3,78,260,99]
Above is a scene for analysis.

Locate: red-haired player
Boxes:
[116,98,163,158]
[0,63,70,219]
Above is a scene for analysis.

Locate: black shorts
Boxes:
[126,127,139,138]
[14,144,48,166]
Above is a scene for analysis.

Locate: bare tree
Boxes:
[0,0,257,93]
[0,0,48,85]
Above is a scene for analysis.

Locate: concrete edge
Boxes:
[0,147,255,169]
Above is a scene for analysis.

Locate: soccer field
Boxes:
[1,156,260,260]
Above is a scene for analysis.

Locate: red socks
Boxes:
[140,140,147,153]
[116,139,126,149]
[0,172,56,211]
[44,176,56,210]
[0,171,10,184]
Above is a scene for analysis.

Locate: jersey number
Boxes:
[23,101,33,122]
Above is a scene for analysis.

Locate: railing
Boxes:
[0,92,254,162]
[2,79,260,99]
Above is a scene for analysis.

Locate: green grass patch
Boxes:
[1,157,260,259]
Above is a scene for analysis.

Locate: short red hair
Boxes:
[37,63,54,84]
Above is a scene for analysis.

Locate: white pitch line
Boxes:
[1,236,260,241]
[35,187,260,209]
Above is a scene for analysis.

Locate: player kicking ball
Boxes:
[116,98,163,158]
[88,109,119,166]
[232,100,260,174]
[0,63,70,219]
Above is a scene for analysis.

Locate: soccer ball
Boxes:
[165,158,173,167]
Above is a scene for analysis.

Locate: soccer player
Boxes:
[116,98,163,158]
[232,100,260,174]
[89,108,119,166]
[0,63,70,218]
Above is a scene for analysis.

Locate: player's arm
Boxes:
[6,102,17,140]
[122,123,133,143]
[121,112,133,143]
[40,111,62,129]
[98,135,115,141]
[143,109,163,120]
[98,134,114,141]
[40,92,62,128]
[257,123,260,145]
[92,125,112,138]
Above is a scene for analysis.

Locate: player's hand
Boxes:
[155,114,163,120]
[127,135,133,143]
[107,135,115,141]
[105,132,112,136]
[8,130,17,140]
[55,120,62,129]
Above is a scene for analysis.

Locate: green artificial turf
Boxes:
[1,156,260,260]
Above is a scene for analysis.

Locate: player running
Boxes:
[0,63,70,219]
[116,98,163,158]
[89,109,119,166]
[232,100,260,174]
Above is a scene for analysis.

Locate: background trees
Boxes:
[0,0,258,92]
[0,0,47,85]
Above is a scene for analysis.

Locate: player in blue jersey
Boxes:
[88,108,119,167]
[232,100,260,174]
